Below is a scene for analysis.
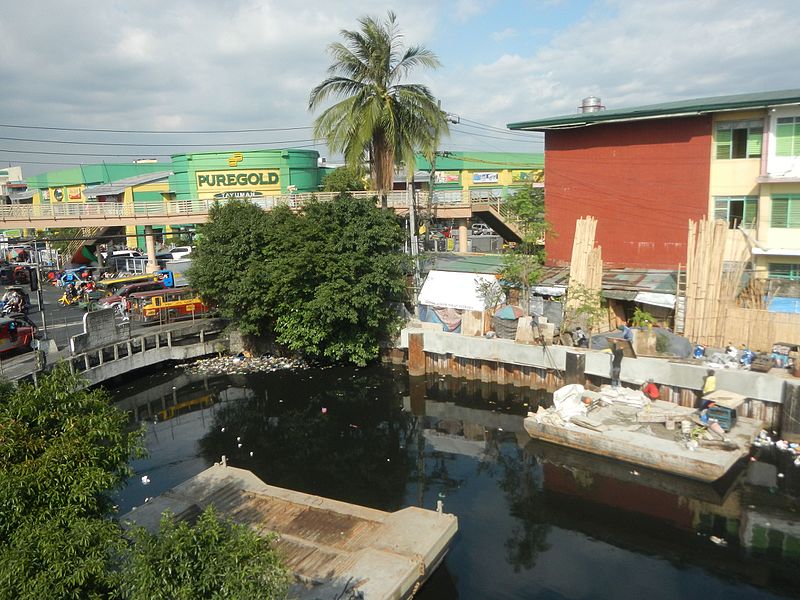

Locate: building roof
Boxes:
[83,171,171,198]
[25,162,167,189]
[507,89,800,131]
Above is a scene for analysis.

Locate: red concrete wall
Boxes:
[544,116,712,269]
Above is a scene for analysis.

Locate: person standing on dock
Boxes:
[700,369,716,409]
[611,346,624,388]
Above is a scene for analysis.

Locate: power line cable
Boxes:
[0,123,313,134]
[0,136,322,147]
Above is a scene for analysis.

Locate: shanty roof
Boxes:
[507,89,800,131]
[83,171,171,198]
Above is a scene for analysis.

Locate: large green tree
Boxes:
[119,507,290,600]
[0,367,290,599]
[309,11,448,206]
[0,366,143,599]
[190,195,408,365]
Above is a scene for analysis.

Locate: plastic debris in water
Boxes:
[249,451,254,457]
[321,407,328,414]
[237,443,242,449]
[221,427,225,432]
[141,475,150,485]
[709,536,727,547]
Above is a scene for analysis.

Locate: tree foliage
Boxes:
[500,185,548,315]
[309,11,448,204]
[0,367,290,599]
[0,366,143,599]
[119,506,290,600]
[190,195,408,365]
[321,166,366,192]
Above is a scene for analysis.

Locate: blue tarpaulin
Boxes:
[768,296,800,314]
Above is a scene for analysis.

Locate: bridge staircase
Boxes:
[470,198,524,243]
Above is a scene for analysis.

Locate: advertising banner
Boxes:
[472,172,499,184]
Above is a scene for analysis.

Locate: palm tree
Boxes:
[309,11,448,207]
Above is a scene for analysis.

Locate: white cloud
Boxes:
[1,0,799,171]
[491,27,518,42]
[438,0,800,138]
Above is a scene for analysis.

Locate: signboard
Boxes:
[511,169,544,183]
[472,172,499,184]
[196,169,280,197]
[68,187,82,200]
[434,171,461,184]
[53,188,64,201]
[213,191,265,200]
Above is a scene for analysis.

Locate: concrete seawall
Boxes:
[397,327,799,432]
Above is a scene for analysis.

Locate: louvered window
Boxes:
[713,196,757,229]
[771,196,800,228]
[715,120,763,159]
[776,117,800,157]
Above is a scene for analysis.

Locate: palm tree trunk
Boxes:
[372,132,393,209]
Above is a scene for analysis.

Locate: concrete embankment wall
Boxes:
[395,327,798,432]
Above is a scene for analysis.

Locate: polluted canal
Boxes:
[111,359,800,599]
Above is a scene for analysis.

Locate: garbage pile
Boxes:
[529,383,651,428]
[753,430,800,467]
[183,353,308,376]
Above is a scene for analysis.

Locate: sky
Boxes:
[2,0,799,176]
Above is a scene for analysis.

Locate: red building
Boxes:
[509,102,712,269]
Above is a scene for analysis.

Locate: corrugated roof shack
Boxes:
[122,463,458,600]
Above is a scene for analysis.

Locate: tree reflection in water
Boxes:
[197,368,415,511]
[493,441,550,572]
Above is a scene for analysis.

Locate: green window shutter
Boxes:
[789,199,800,228]
[795,121,800,155]
[747,127,762,157]
[776,119,795,156]
[772,197,789,227]
[743,197,757,226]
[715,128,732,159]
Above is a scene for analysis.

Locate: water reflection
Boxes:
[113,364,798,599]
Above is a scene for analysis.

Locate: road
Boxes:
[0,280,180,381]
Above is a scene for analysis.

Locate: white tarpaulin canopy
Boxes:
[634,291,676,309]
[418,270,499,311]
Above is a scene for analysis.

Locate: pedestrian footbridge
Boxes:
[0,189,526,245]
[65,319,226,387]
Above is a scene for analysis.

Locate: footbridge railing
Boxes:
[67,319,227,386]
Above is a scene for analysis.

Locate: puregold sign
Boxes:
[196,170,280,191]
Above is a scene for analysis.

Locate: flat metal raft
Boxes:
[121,463,458,599]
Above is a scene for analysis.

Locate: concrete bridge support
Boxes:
[144,224,158,273]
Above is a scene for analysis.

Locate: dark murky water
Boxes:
[111,363,800,599]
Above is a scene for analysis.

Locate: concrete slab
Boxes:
[524,401,761,482]
[121,463,458,600]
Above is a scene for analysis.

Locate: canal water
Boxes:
[112,363,799,599]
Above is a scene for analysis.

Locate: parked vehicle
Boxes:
[128,288,209,324]
[0,315,36,355]
[96,280,167,311]
[471,223,495,236]
[167,246,193,260]
[100,249,142,260]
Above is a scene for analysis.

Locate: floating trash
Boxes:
[182,354,309,376]
[141,475,150,485]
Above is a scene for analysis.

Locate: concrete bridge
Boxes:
[64,319,226,387]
